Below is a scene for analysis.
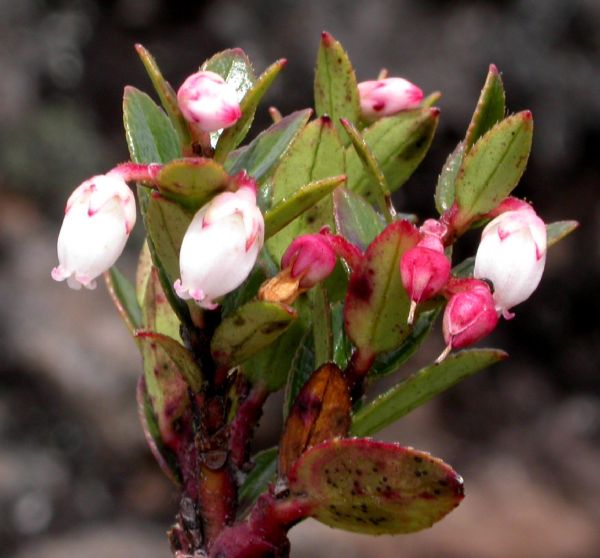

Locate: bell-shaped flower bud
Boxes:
[51,173,136,290]
[474,204,546,319]
[400,233,451,324]
[439,279,499,362]
[177,70,242,133]
[174,179,264,309]
[358,77,424,121]
[281,234,337,289]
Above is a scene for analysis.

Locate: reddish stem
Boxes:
[320,230,364,271]
[229,383,270,469]
[343,348,376,402]
[109,162,162,183]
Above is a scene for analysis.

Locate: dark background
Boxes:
[1,1,599,556]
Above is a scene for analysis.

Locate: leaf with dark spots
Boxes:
[278,363,351,477]
[288,438,464,535]
[344,220,420,355]
[211,300,297,367]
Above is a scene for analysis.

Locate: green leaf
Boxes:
[351,349,507,437]
[288,438,464,535]
[135,331,203,392]
[201,48,257,146]
[369,307,440,378]
[454,111,533,225]
[238,447,277,518]
[215,59,287,161]
[123,86,181,165]
[341,118,392,219]
[465,64,506,150]
[344,220,420,355]
[547,220,579,248]
[333,187,386,250]
[243,317,309,392]
[211,300,297,367]
[434,141,465,214]
[314,32,361,142]
[452,256,476,279]
[136,241,153,307]
[264,175,346,239]
[225,109,312,183]
[201,48,256,101]
[139,268,190,448]
[311,285,333,367]
[267,116,345,262]
[104,266,143,338]
[134,43,191,147]
[155,157,229,209]
[346,108,439,204]
[137,377,181,485]
[331,301,353,369]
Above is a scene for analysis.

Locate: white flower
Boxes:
[51,173,136,289]
[177,71,242,133]
[474,206,547,318]
[358,77,423,121]
[174,181,264,309]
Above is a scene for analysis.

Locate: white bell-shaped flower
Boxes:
[174,181,264,309]
[177,71,242,133]
[474,205,547,318]
[358,77,423,121]
[51,173,136,290]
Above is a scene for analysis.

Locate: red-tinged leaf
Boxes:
[279,363,351,477]
[344,220,420,355]
[288,438,464,535]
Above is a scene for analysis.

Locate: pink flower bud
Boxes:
[174,180,264,309]
[51,173,136,290]
[281,234,337,289]
[177,71,242,132]
[439,280,498,361]
[474,204,547,319]
[358,77,424,121]
[400,234,451,324]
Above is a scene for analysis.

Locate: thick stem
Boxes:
[229,383,270,469]
[343,348,376,403]
[208,494,311,558]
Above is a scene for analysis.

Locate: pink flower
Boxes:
[474,204,546,319]
[177,71,242,132]
[174,178,264,309]
[51,173,136,290]
[400,230,451,324]
[358,77,424,121]
[281,234,337,288]
[438,279,499,361]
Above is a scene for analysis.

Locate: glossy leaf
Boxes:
[243,318,309,392]
[135,43,190,147]
[155,157,229,209]
[351,349,507,437]
[267,116,345,262]
[215,59,287,160]
[288,438,464,534]
[333,187,386,251]
[346,108,439,204]
[435,141,465,214]
[465,64,506,150]
[454,111,533,223]
[201,48,256,101]
[311,285,333,368]
[369,307,440,378]
[279,363,351,477]
[344,220,420,355]
[225,109,312,184]
[123,86,181,166]
[331,301,353,369]
[314,32,360,142]
[137,376,181,485]
[264,175,346,239]
[211,300,297,367]
[238,447,278,518]
[104,266,142,338]
[135,331,203,392]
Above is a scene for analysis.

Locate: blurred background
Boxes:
[1,0,599,556]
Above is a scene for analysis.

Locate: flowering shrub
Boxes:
[52,34,576,557]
